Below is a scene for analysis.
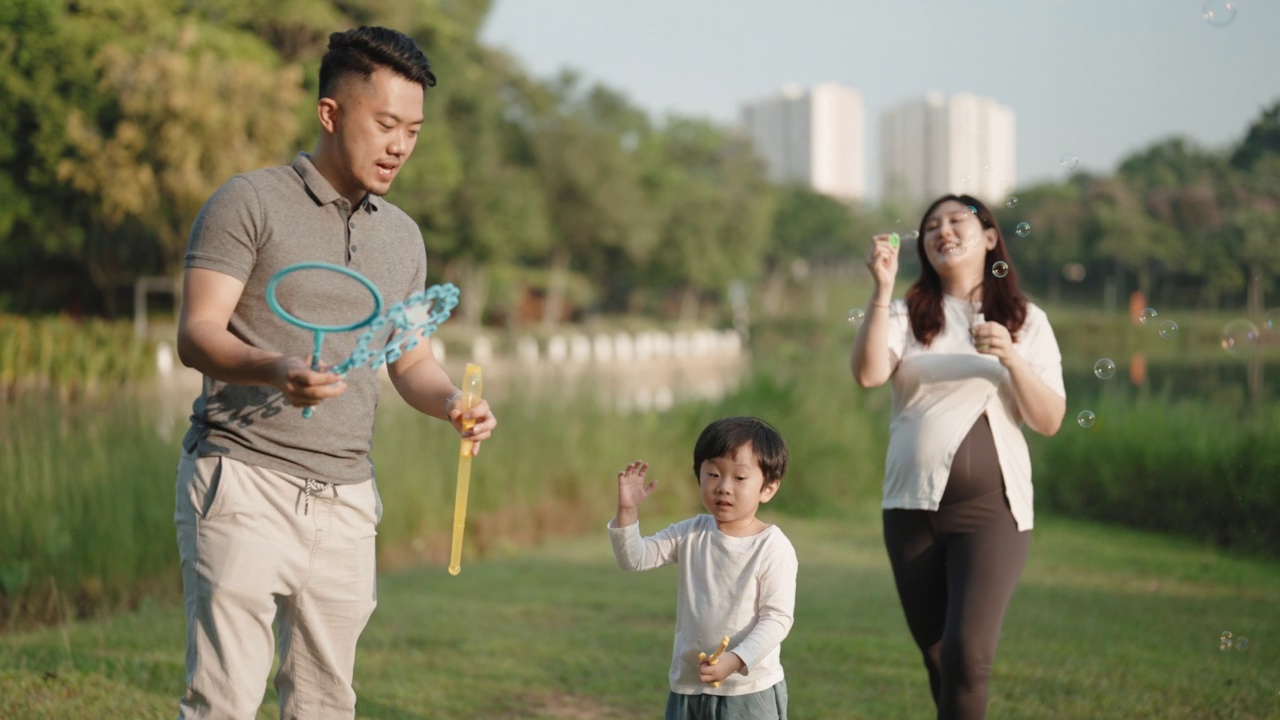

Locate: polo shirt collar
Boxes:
[292,152,382,214]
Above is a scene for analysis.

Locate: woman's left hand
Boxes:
[971,321,1018,366]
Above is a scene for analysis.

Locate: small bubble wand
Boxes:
[448,363,483,576]
[697,635,731,687]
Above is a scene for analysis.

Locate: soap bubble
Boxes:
[1139,307,1158,325]
[1006,196,1019,209]
[900,230,920,242]
[1060,153,1079,170]
[1158,321,1179,339]
[1015,222,1032,238]
[1220,631,1234,651]
[992,261,1009,278]
[1221,319,1260,356]
[1077,410,1096,428]
[847,307,866,327]
[966,205,978,216]
[1264,309,1279,333]
[1202,1,1237,27]
[1234,636,1250,651]
[1093,358,1116,380]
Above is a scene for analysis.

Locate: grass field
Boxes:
[2,505,1276,719]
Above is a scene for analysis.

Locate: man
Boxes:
[174,26,497,719]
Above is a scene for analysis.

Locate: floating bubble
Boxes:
[1077,410,1096,428]
[1060,152,1079,171]
[1234,636,1250,651]
[1015,222,1032,238]
[966,205,979,216]
[1094,358,1116,380]
[1202,1,1237,27]
[1220,631,1234,651]
[1221,319,1260,356]
[1139,307,1159,325]
[901,230,919,242]
[847,307,866,327]
[1158,320,1179,339]
[1006,196,1019,209]
[1265,309,1279,333]
[991,261,1009,278]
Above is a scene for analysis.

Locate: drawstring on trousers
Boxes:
[303,478,332,515]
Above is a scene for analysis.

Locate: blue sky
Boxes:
[480,0,1280,199]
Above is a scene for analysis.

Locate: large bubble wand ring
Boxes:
[448,363,483,576]
[266,261,460,417]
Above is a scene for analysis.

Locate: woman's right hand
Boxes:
[867,233,900,292]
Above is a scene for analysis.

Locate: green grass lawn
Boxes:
[2,506,1277,719]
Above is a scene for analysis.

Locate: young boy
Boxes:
[609,416,797,720]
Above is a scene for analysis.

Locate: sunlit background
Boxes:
[1,1,1278,717]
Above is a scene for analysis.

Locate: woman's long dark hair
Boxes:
[905,194,1027,346]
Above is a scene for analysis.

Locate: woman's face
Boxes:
[920,200,997,274]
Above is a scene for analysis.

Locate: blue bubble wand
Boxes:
[266,261,460,417]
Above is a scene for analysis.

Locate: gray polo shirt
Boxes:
[182,152,428,484]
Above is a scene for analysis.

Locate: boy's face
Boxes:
[698,443,778,536]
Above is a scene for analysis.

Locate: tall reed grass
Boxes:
[0,315,154,398]
[2,305,1277,630]
[1031,392,1280,557]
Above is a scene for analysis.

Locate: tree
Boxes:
[641,117,773,324]
[55,20,305,304]
[1230,98,1280,172]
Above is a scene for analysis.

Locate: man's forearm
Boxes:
[177,319,284,386]
[389,351,458,420]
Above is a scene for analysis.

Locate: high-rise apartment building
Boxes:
[881,92,1016,206]
[740,83,866,203]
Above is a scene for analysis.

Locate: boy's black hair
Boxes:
[692,416,789,485]
[319,26,437,100]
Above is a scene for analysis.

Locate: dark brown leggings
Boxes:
[882,415,1030,720]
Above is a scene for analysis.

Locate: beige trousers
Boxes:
[174,453,381,719]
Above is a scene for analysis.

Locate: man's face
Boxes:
[328,66,424,199]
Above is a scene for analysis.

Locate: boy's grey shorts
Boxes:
[665,680,788,720]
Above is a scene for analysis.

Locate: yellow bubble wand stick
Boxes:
[698,635,731,687]
[448,363,483,576]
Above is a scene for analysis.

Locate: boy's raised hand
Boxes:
[617,461,657,510]
[614,461,657,528]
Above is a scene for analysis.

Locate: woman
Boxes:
[850,194,1065,720]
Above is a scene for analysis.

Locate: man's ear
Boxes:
[317,98,340,135]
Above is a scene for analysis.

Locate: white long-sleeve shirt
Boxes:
[883,294,1066,530]
[609,514,797,696]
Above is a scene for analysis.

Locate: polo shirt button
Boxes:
[350,245,358,253]
[348,221,355,229]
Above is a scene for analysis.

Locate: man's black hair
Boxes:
[319,26,437,99]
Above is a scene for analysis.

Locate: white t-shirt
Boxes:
[608,514,797,696]
[883,295,1065,531]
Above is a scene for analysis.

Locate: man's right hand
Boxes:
[271,355,347,409]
